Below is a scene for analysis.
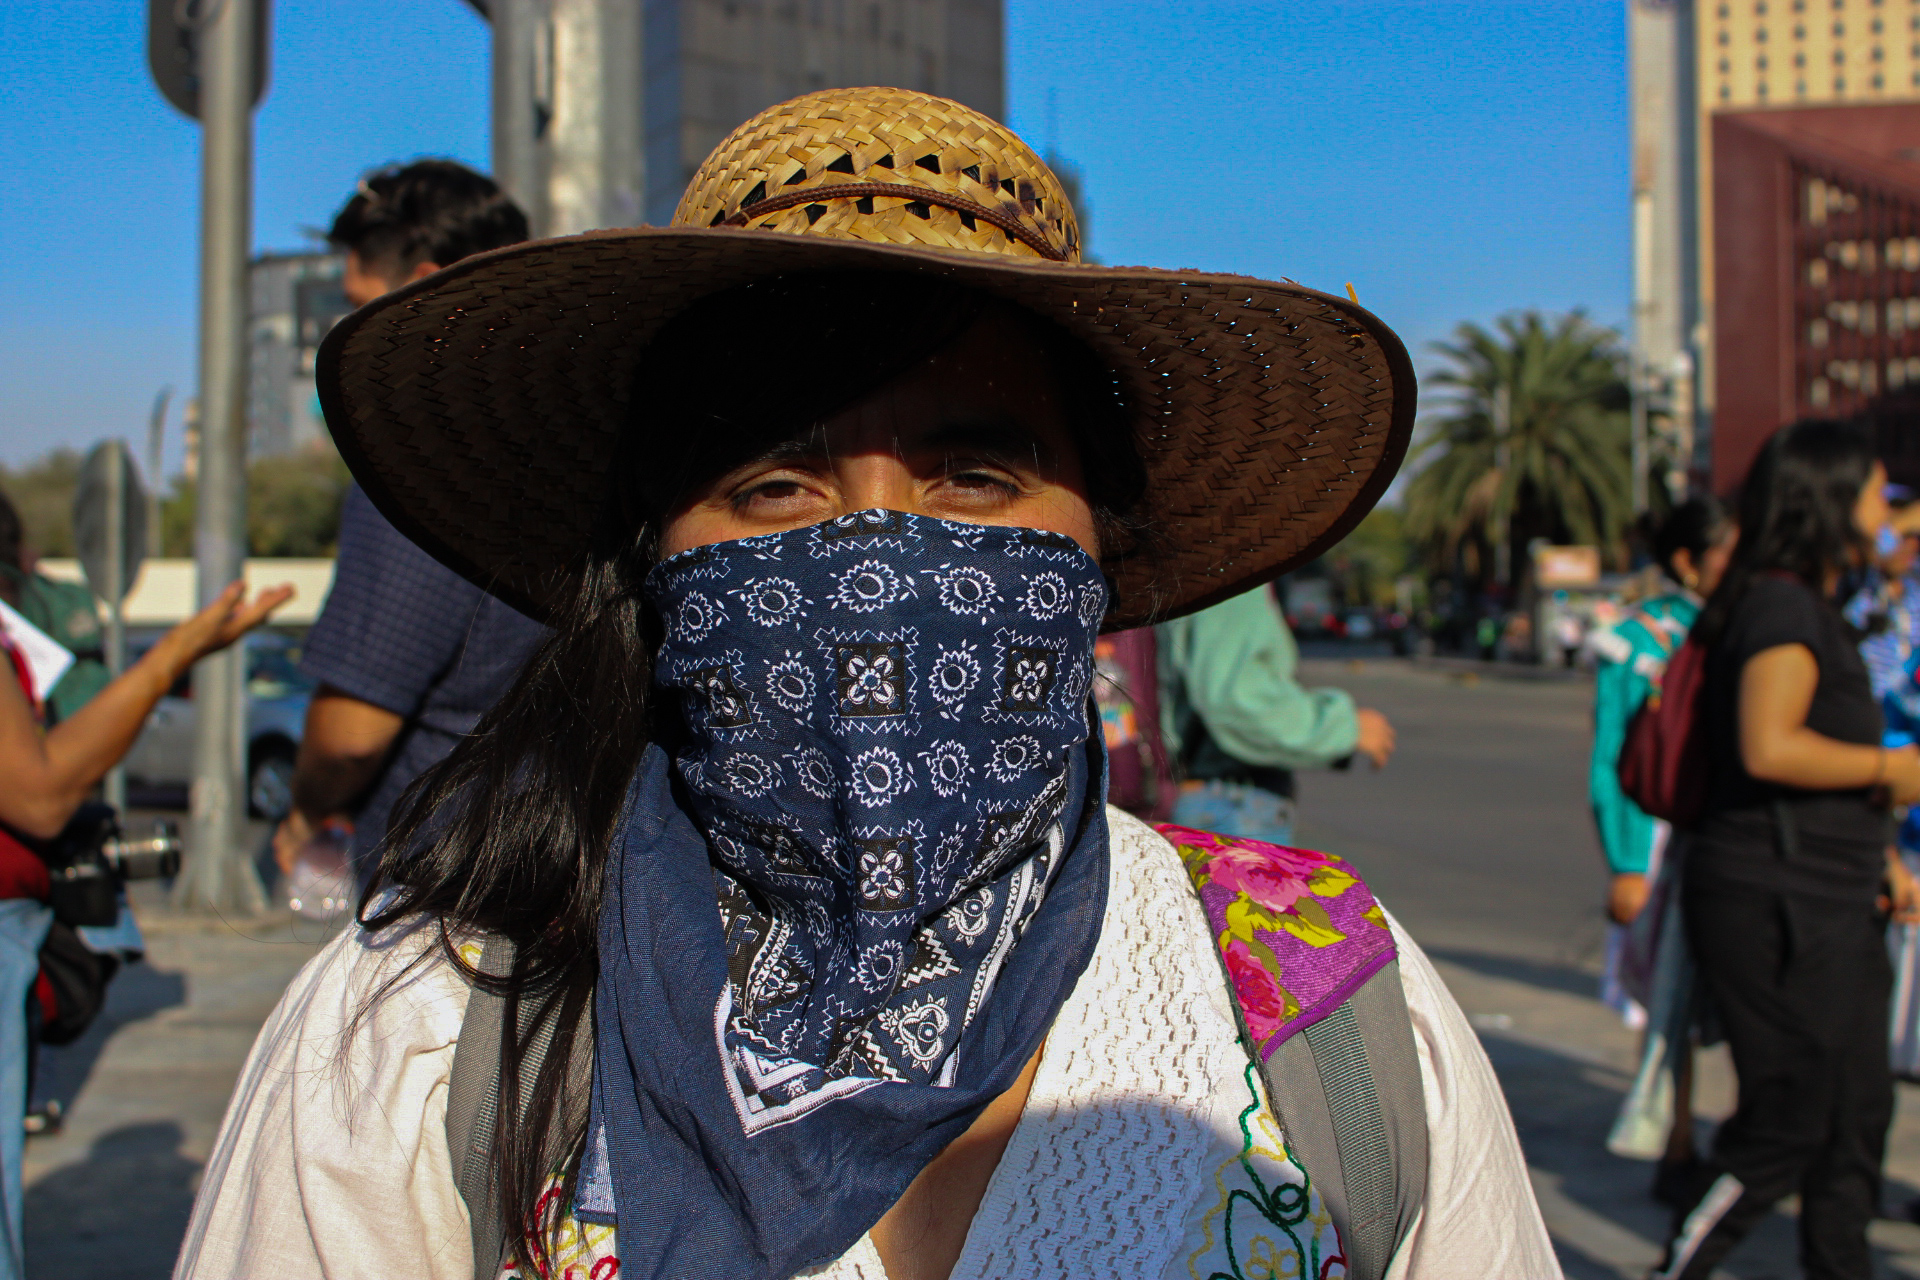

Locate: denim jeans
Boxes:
[1171,780,1296,846]
[0,900,51,1280]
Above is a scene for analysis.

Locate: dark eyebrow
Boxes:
[916,416,1058,471]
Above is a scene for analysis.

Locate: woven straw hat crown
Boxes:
[675,87,1081,264]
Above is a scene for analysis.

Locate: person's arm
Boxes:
[1171,591,1390,770]
[1740,643,1920,803]
[271,690,405,871]
[0,582,292,838]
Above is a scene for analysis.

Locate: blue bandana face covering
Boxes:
[582,510,1112,1279]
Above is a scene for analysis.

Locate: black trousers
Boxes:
[1657,881,1894,1280]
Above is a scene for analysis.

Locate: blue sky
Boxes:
[0,0,1626,471]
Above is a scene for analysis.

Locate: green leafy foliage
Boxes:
[2,443,351,561]
[1402,311,1631,584]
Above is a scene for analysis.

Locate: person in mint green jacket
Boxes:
[1157,584,1395,845]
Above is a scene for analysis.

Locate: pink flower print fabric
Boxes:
[1158,824,1396,1060]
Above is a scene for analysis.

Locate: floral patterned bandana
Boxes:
[580,510,1112,1279]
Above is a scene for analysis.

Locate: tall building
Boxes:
[248,252,350,457]
[471,0,1003,236]
[1631,0,1920,491]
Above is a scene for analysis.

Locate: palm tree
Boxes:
[1402,311,1632,595]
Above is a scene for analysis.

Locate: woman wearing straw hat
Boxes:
[175,88,1554,1280]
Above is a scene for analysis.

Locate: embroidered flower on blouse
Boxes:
[1200,836,1332,916]
[1222,939,1289,1043]
[919,740,972,797]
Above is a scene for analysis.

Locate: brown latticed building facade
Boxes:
[1713,103,1920,488]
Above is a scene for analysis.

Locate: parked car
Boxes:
[121,632,312,818]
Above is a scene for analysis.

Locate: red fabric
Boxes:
[0,829,51,903]
[0,631,53,901]
[31,971,55,1026]
[1618,635,1711,828]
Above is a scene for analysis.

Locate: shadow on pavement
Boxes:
[24,1120,197,1280]
[31,962,187,1116]
[1480,1028,1920,1278]
[1425,946,1605,1002]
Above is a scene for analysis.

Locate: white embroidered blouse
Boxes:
[174,809,1560,1280]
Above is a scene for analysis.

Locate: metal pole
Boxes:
[103,445,127,816]
[147,388,170,556]
[178,0,265,915]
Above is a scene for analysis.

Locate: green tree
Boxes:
[1402,311,1631,592]
[0,449,83,557]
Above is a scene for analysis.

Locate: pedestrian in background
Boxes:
[1844,487,1920,1078]
[0,492,108,724]
[1157,584,1395,846]
[1654,419,1920,1280]
[1586,496,1735,1201]
[271,160,542,888]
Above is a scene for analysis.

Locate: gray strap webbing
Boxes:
[1256,961,1429,1280]
[445,938,592,1280]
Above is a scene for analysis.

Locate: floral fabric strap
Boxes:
[1156,824,1397,1060]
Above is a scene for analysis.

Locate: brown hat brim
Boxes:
[316,226,1415,630]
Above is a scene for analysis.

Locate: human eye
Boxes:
[729,471,828,519]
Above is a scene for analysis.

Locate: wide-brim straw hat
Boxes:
[316,86,1415,630]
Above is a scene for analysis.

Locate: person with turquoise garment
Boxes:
[1587,496,1735,1205]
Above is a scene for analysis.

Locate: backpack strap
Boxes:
[1157,824,1429,1280]
[445,937,593,1280]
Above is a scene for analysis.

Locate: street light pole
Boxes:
[177,0,265,914]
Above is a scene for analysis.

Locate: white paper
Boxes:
[0,599,75,704]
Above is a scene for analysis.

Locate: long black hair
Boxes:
[1647,494,1731,588]
[1695,417,1879,647]
[360,272,1145,1272]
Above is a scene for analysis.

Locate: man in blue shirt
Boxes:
[272,162,543,884]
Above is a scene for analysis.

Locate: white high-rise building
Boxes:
[471,0,1004,236]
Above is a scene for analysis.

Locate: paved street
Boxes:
[1295,657,1920,1280]
[20,658,1920,1277]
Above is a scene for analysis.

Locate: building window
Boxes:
[1760,24,1771,39]
[1720,28,1732,45]
[1835,21,1846,35]
[1799,77,1811,92]
[1760,53,1771,67]
[1837,47,1848,61]
[1796,23,1808,37]
[1876,71,1888,87]
[1875,17,1887,30]
[1723,82,1735,99]
[1721,56,1733,72]
[1799,50,1809,64]
[1876,45,1887,57]
[1837,74,1849,90]
[1718,1,1729,13]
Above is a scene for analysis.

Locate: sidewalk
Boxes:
[21,879,338,1280]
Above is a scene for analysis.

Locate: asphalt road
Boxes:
[1294,656,1920,1280]
[23,657,1920,1277]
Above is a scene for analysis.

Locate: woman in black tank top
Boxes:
[1654,420,1920,1279]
